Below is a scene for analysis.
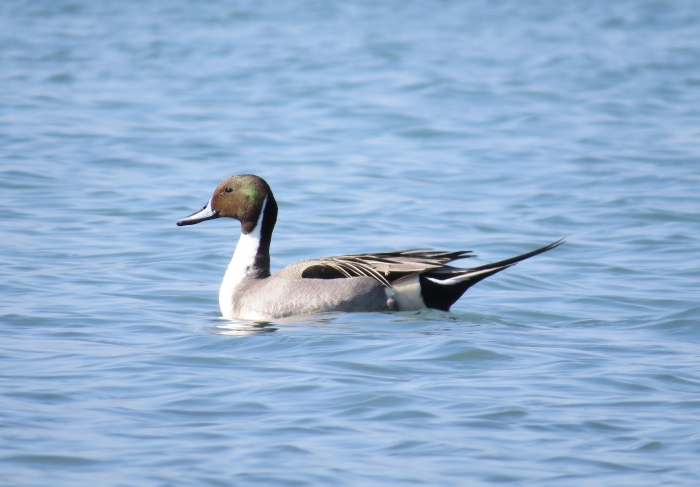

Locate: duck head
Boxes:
[177,174,276,235]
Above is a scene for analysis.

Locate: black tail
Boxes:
[419,238,565,311]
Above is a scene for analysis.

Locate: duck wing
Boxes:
[300,249,476,287]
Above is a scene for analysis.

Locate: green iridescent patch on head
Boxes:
[242,186,258,201]
[226,174,269,209]
[233,175,260,202]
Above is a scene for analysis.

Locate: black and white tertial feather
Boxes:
[299,240,564,311]
[300,249,475,287]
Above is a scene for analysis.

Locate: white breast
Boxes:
[219,197,266,318]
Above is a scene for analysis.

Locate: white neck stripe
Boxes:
[219,196,267,318]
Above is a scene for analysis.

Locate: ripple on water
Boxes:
[2,1,700,486]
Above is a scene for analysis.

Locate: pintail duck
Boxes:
[177,174,563,321]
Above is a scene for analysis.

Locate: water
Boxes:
[2,1,700,485]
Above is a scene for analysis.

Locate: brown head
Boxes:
[177,174,276,235]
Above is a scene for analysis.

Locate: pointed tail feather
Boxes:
[419,238,564,311]
[467,237,565,274]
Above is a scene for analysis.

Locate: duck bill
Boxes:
[177,199,220,226]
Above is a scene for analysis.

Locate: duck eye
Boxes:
[225,188,233,193]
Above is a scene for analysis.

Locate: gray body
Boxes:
[230,260,391,320]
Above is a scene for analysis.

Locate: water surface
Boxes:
[2,1,700,485]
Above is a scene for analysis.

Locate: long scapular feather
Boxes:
[303,248,476,288]
[300,240,563,290]
[331,258,392,287]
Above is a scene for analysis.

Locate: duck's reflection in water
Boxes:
[210,314,345,336]
[211,319,278,336]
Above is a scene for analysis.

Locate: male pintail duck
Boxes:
[177,174,563,321]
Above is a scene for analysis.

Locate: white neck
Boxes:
[219,196,266,318]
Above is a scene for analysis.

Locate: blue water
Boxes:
[2,1,700,485]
